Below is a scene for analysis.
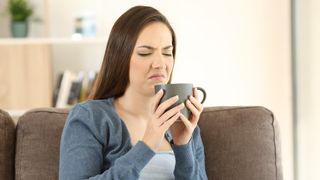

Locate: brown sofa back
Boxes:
[199,107,283,180]
[0,106,283,180]
[15,108,68,180]
[0,109,15,180]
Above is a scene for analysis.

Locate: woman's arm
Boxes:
[172,126,208,180]
[59,105,155,180]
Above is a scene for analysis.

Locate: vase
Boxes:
[11,21,29,38]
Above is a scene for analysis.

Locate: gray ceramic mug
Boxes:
[155,83,206,119]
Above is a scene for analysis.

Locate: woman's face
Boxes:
[128,22,174,96]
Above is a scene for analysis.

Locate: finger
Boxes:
[154,95,179,117]
[186,100,201,123]
[152,89,164,112]
[162,112,180,130]
[179,113,193,129]
[193,87,199,101]
[158,103,184,125]
[189,96,203,112]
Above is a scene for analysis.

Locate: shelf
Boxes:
[0,37,106,45]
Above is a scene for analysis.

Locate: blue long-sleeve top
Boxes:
[59,98,208,180]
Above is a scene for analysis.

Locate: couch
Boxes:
[0,106,283,180]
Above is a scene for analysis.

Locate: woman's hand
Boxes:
[142,89,184,151]
[169,88,204,145]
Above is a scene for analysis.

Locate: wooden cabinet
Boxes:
[0,44,52,109]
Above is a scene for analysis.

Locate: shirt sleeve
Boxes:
[59,104,155,180]
[171,126,208,180]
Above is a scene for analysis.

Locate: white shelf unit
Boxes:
[0,0,110,111]
[0,37,106,44]
[0,38,106,111]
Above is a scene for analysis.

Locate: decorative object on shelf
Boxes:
[8,0,33,37]
[72,12,96,39]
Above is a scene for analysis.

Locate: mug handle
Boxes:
[195,87,206,104]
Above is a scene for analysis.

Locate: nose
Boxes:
[152,52,166,69]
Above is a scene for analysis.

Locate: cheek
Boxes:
[167,60,174,73]
[130,60,148,80]
[132,61,147,72]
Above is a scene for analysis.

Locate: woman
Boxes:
[59,6,207,180]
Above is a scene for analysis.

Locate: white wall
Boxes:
[49,1,293,179]
[170,1,293,180]
[296,0,320,180]
[1,0,293,179]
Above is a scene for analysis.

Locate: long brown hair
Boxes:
[90,6,176,100]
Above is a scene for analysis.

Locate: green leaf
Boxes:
[8,0,34,21]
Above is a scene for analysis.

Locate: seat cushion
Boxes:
[0,109,15,180]
[199,106,283,180]
[15,108,69,180]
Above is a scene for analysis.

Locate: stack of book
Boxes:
[52,70,97,108]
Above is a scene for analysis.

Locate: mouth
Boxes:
[148,74,166,81]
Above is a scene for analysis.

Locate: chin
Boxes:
[154,82,166,85]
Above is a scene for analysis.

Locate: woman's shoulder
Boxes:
[69,98,114,121]
[69,98,114,116]
[76,98,114,111]
[65,97,122,140]
[68,97,120,125]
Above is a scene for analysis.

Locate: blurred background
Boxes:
[0,0,319,180]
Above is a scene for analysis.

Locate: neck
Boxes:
[115,88,153,119]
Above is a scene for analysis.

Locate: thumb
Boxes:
[152,89,164,112]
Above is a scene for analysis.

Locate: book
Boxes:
[52,73,63,107]
[55,70,78,108]
[53,70,97,107]
[67,71,84,105]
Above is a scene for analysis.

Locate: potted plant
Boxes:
[8,0,33,37]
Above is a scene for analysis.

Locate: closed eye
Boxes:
[138,53,152,57]
[163,53,172,57]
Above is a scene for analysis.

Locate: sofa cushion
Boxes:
[0,109,15,180]
[199,106,283,180]
[15,108,68,180]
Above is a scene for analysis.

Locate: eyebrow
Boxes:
[137,45,173,50]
